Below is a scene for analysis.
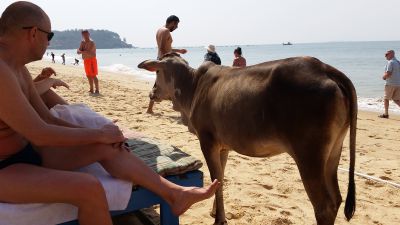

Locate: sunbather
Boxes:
[0,2,219,225]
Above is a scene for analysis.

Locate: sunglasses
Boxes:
[22,26,54,41]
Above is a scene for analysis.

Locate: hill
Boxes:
[49,29,134,49]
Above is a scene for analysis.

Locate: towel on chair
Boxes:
[0,104,132,225]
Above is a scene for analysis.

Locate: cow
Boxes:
[138,53,357,225]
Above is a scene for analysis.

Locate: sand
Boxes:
[27,60,400,225]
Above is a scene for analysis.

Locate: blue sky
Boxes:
[1,0,399,47]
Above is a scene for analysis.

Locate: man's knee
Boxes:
[69,174,106,205]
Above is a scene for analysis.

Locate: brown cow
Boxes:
[138,53,357,225]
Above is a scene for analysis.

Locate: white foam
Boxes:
[358,96,400,114]
[100,64,155,80]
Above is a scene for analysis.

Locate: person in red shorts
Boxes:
[77,30,99,94]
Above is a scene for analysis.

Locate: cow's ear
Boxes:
[138,60,162,72]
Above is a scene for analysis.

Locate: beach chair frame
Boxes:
[59,170,203,225]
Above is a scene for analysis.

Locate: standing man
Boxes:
[50,52,55,63]
[61,53,65,65]
[379,50,400,118]
[77,30,99,95]
[146,15,187,114]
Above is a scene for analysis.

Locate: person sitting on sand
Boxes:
[147,15,187,114]
[232,47,246,68]
[0,3,219,225]
[379,50,400,119]
[77,30,100,95]
[204,44,221,65]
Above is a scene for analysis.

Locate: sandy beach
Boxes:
[27,60,400,225]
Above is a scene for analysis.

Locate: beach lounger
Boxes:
[0,136,204,225]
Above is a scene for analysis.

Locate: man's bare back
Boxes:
[156,27,173,59]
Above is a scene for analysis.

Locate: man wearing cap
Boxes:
[379,50,400,118]
[147,15,187,114]
[204,44,221,65]
[77,30,99,95]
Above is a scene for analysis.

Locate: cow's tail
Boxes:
[325,64,357,221]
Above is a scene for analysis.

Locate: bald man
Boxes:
[0,2,218,225]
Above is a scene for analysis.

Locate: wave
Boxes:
[358,97,400,114]
[100,64,155,80]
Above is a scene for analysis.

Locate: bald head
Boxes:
[0,1,48,36]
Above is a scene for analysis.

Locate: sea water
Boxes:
[44,41,400,113]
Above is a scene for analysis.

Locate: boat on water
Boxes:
[282,42,293,45]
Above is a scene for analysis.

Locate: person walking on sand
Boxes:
[379,50,400,118]
[204,44,221,65]
[232,47,246,68]
[0,2,219,225]
[50,51,55,63]
[146,15,187,114]
[61,53,65,65]
[77,30,99,95]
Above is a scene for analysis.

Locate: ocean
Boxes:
[44,41,400,114]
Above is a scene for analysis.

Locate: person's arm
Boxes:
[383,61,393,80]
[77,41,84,54]
[0,65,124,147]
[79,42,96,58]
[34,78,69,95]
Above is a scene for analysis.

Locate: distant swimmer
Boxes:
[232,47,246,68]
[146,15,187,114]
[379,50,400,118]
[77,30,99,95]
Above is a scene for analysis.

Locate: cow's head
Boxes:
[138,53,190,109]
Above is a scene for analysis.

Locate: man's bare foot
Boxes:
[170,179,219,216]
[146,109,154,114]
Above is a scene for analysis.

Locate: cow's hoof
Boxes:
[210,211,216,218]
[213,221,228,225]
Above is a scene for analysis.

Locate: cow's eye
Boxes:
[156,70,159,73]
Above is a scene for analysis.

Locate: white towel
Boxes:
[0,104,133,225]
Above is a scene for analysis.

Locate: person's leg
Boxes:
[147,100,155,114]
[94,76,99,93]
[384,99,389,115]
[394,99,400,107]
[0,164,112,225]
[87,77,94,93]
[41,89,69,109]
[37,144,219,216]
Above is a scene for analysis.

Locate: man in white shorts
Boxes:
[380,50,400,118]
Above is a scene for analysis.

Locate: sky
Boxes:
[1,0,399,47]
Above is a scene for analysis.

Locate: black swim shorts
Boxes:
[0,144,42,169]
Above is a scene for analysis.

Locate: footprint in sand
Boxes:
[379,175,392,181]
[261,184,274,190]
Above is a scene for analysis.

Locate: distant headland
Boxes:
[49,29,135,49]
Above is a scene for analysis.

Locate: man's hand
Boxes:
[34,67,57,82]
[178,49,187,54]
[100,124,127,146]
[50,78,70,89]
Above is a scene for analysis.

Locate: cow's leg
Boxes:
[295,145,338,225]
[211,149,229,218]
[199,134,227,225]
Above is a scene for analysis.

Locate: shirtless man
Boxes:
[77,30,99,94]
[147,15,187,114]
[0,2,218,225]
